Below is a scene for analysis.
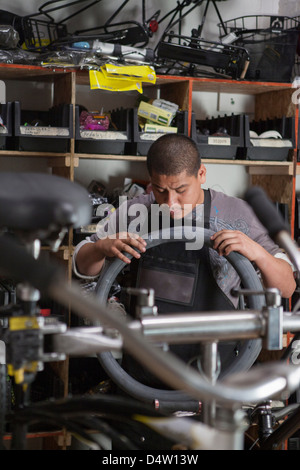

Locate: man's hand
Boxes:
[210,229,263,262]
[210,229,296,298]
[100,232,147,264]
[75,232,147,277]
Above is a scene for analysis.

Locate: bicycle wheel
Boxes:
[95,227,264,407]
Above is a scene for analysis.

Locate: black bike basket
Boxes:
[218,15,300,82]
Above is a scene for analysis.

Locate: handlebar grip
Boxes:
[245,186,290,238]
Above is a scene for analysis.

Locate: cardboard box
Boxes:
[137,101,173,126]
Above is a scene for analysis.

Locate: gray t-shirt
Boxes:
[73,188,285,306]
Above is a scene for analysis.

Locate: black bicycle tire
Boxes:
[95,227,264,405]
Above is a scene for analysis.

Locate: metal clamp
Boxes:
[231,287,283,350]
[126,287,158,318]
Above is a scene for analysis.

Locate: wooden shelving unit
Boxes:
[0,64,297,284]
[0,62,297,268]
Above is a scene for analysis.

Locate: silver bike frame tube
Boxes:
[50,280,300,406]
[140,311,264,343]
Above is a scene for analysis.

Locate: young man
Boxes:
[73,133,295,305]
[73,133,296,389]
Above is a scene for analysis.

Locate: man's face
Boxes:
[150,165,206,219]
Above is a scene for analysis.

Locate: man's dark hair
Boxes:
[147,134,201,177]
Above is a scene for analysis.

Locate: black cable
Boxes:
[10,395,171,450]
[21,394,165,417]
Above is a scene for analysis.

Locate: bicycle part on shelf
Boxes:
[156,33,250,80]
[19,0,156,50]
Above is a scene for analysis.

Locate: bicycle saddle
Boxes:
[0,172,91,237]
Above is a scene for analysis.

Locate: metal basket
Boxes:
[156,32,250,80]
[21,16,68,51]
[218,15,300,82]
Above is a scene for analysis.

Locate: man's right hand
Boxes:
[75,232,147,278]
[99,232,147,264]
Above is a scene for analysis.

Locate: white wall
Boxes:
[278,0,300,17]
[2,0,299,198]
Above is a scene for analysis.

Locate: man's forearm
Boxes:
[75,241,105,277]
[256,252,296,298]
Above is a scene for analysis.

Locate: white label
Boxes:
[20,126,69,136]
[80,130,127,140]
[208,136,231,146]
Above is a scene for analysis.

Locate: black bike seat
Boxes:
[0,172,91,232]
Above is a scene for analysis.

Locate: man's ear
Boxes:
[198,164,206,184]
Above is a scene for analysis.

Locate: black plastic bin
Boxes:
[12,101,73,152]
[191,112,244,159]
[132,108,189,156]
[243,115,295,161]
[75,106,131,155]
[0,102,12,149]
[219,16,300,82]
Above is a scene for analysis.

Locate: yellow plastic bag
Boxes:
[89,65,156,93]
[89,69,142,93]
[103,64,156,84]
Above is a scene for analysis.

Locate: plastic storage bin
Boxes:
[218,15,300,82]
[132,108,189,156]
[243,115,295,161]
[12,101,73,152]
[75,106,131,155]
[191,113,244,159]
[0,102,12,149]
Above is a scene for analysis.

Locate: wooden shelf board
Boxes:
[76,154,293,174]
[204,159,293,175]
[0,64,292,94]
[76,153,147,161]
[189,77,292,94]
[3,430,63,441]
[202,158,292,165]
[74,68,293,94]
[0,63,72,80]
[0,150,71,157]
[0,149,293,174]
[156,75,292,94]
